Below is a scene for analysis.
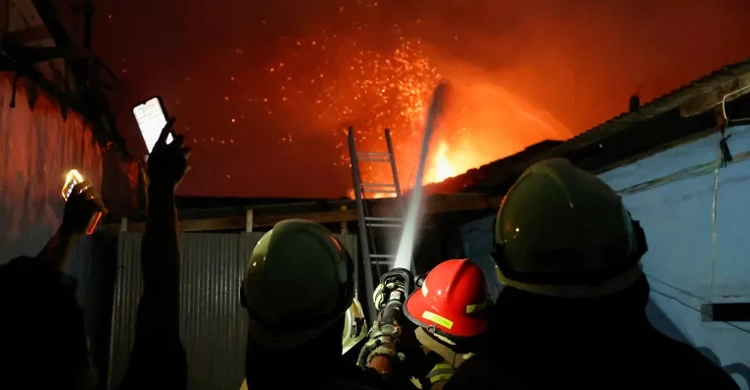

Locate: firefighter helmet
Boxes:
[494,158,647,299]
[404,259,491,338]
[242,219,354,349]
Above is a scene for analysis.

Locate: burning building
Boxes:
[102,58,750,388]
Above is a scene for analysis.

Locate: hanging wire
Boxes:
[616,148,750,196]
[650,289,750,336]
[721,85,750,126]
[613,124,750,337]
[710,141,722,293]
[648,274,750,336]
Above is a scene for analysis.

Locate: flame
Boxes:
[428,141,456,184]
[265,26,570,198]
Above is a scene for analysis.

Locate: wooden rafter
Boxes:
[101,193,503,235]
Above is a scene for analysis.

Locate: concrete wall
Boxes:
[599,124,750,388]
[459,125,750,388]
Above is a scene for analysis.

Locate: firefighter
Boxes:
[403,259,491,389]
[239,219,386,389]
[445,158,739,389]
[363,259,491,389]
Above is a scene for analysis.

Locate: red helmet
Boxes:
[404,259,490,338]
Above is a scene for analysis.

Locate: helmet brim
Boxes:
[246,303,350,350]
[403,289,488,339]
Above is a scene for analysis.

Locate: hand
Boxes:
[146,118,191,190]
[372,282,396,312]
[61,181,106,235]
[373,268,414,310]
[356,322,400,370]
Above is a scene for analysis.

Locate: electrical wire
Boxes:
[648,274,750,337]
[710,143,721,293]
[616,146,750,196]
[649,288,750,336]
[613,125,750,338]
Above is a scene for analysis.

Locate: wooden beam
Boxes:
[5,24,50,44]
[371,193,502,217]
[245,209,254,232]
[101,193,502,235]
[29,0,73,48]
[340,205,348,234]
[680,74,750,118]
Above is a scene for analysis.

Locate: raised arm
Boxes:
[121,118,191,389]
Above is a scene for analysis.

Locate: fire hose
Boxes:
[358,82,448,377]
[358,268,419,376]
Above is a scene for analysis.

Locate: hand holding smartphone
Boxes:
[61,169,103,235]
[61,169,83,201]
[133,96,174,154]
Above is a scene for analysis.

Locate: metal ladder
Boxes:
[347,126,403,321]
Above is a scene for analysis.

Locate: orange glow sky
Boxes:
[91,0,750,198]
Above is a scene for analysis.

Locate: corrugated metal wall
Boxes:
[109,231,358,390]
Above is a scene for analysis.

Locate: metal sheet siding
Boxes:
[110,232,358,389]
[110,232,263,390]
[336,233,359,267]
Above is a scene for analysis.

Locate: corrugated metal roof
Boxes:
[422,140,563,194]
[423,58,750,195]
[542,58,750,158]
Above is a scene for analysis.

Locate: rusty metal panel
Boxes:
[110,232,264,390]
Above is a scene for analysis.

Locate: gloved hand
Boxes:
[61,181,106,235]
[372,281,397,312]
[356,321,402,370]
[372,268,414,311]
[146,118,191,191]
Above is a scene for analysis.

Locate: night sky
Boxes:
[85,0,750,198]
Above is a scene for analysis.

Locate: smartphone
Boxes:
[133,96,174,154]
[61,169,102,235]
[62,169,84,201]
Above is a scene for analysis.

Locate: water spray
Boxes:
[392,83,449,270]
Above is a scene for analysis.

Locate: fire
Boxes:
[263,17,571,199]
[428,141,456,184]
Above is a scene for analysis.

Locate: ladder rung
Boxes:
[366,223,402,228]
[359,157,391,163]
[365,217,402,222]
[371,261,392,266]
[363,190,398,194]
[370,254,396,259]
[358,152,391,157]
[362,183,396,188]
[364,216,402,228]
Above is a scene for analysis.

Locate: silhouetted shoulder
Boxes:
[0,256,88,384]
[120,331,187,389]
[330,365,393,389]
[445,356,529,390]
[651,334,739,389]
[0,256,77,293]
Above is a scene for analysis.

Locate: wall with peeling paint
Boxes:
[598,124,750,389]
[0,74,102,263]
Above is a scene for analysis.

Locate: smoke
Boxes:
[261,0,750,195]
[96,0,750,198]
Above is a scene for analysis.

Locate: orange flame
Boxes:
[427,141,456,184]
